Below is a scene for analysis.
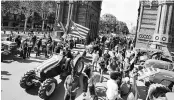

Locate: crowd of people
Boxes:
[3,31,80,60]
[3,31,139,100]
[61,35,138,100]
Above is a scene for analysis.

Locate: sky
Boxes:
[101,0,140,30]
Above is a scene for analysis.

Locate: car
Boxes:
[133,66,173,100]
[19,53,84,99]
[133,48,174,100]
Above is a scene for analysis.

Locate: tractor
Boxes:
[19,52,84,99]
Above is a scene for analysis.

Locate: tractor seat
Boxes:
[61,57,71,72]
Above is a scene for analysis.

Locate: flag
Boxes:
[68,20,90,39]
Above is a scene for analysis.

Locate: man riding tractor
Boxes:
[20,48,84,99]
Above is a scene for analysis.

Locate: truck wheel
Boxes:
[20,70,35,89]
[38,78,57,99]
[147,84,171,100]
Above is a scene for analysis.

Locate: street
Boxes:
[1,44,108,100]
[1,44,148,100]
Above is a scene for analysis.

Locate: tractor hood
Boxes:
[144,59,173,71]
[35,55,63,73]
[151,69,174,83]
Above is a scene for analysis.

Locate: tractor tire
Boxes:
[147,83,171,100]
[20,70,36,89]
[75,57,84,73]
[38,78,57,99]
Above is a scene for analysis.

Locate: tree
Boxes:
[1,1,20,26]
[99,13,117,34]
[40,1,56,31]
[19,1,41,31]
[117,21,129,35]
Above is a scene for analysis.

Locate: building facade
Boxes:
[56,1,102,41]
[136,0,174,52]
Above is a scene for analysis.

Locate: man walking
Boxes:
[64,61,81,100]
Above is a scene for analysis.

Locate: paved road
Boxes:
[1,44,107,100]
[1,44,147,100]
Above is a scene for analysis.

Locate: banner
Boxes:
[68,20,90,39]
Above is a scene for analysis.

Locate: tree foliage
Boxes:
[1,1,19,16]
[99,13,130,35]
[99,14,117,34]
[117,21,129,35]
[1,1,57,31]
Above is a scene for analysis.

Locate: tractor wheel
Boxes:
[20,70,36,89]
[146,84,171,100]
[38,78,57,99]
[75,57,84,73]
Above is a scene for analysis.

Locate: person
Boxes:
[55,43,63,54]
[64,61,81,100]
[31,35,37,49]
[98,57,106,83]
[27,40,32,58]
[8,34,13,41]
[106,72,122,100]
[48,35,52,43]
[123,49,138,77]
[110,51,116,59]
[15,35,21,48]
[122,47,126,59]
[103,50,111,66]
[115,50,124,63]
[65,47,73,59]
[36,39,42,57]
[92,51,99,71]
[108,57,121,74]
[88,71,101,100]
[52,40,56,53]
[81,64,92,98]
[22,39,28,59]
[47,42,53,57]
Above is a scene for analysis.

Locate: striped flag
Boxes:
[68,20,90,39]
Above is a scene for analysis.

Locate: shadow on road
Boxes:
[26,85,40,95]
[1,76,10,80]
[47,80,65,100]
[1,71,12,76]
[1,71,11,80]
[1,55,43,64]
